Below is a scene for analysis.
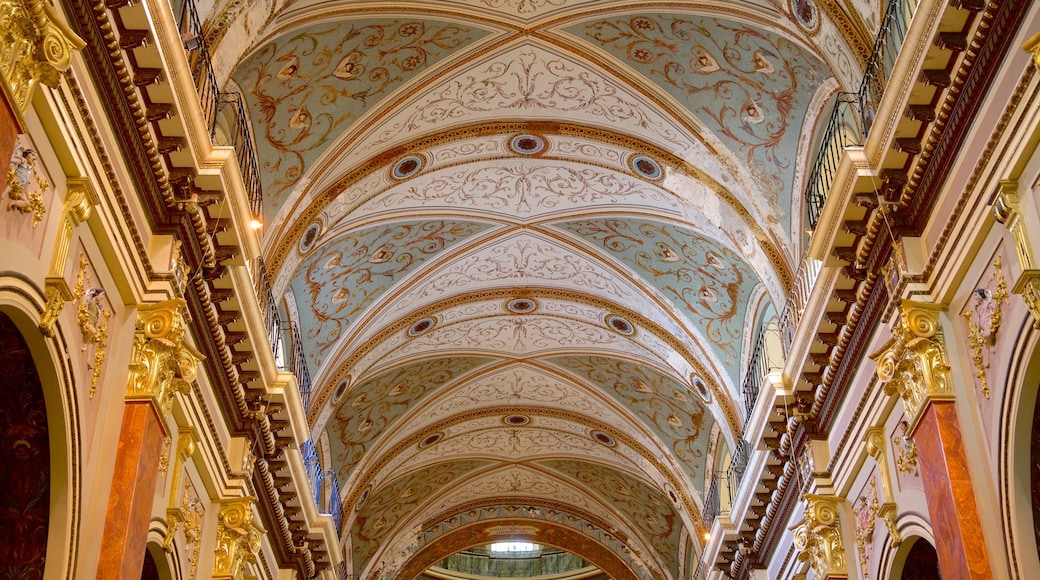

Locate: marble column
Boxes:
[911,401,991,579]
[95,402,168,578]
[874,301,993,579]
[95,300,201,578]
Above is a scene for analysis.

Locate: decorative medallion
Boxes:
[300,222,321,253]
[605,315,634,335]
[507,298,538,314]
[790,0,820,32]
[419,432,443,448]
[503,414,530,426]
[590,430,615,447]
[629,155,661,180]
[408,317,437,336]
[355,485,372,511]
[692,376,711,403]
[332,377,351,402]
[509,134,546,155]
[391,155,424,180]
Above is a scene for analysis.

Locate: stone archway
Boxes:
[898,538,941,580]
[0,312,50,578]
[396,519,642,580]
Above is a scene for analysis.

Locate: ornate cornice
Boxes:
[873,301,953,430]
[0,0,84,113]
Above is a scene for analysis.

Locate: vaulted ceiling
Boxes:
[208,0,866,577]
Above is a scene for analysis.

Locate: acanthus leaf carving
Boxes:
[126,299,203,415]
[873,301,952,429]
[213,497,264,580]
[791,494,847,580]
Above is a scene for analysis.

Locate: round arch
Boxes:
[999,316,1040,577]
[0,280,80,580]
[887,536,941,580]
[395,519,642,580]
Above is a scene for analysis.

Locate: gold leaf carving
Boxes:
[873,302,953,429]
[126,299,203,415]
[792,494,847,580]
[213,497,264,580]
[0,0,84,113]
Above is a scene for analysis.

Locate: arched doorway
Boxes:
[899,538,941,579]
[0,312,50,578]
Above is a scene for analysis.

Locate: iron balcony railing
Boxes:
[288,320,313,411]
[301,441,344,532]
[219,92,264,220]
[702,439,752,528]
[177,0,264,220]
[740,321,782,420]
[804,0,918,229]
[252,258,284,361]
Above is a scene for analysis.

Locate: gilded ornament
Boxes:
[892,420,918,476]
[38,179,94,336]
[158,436,171,474]
[852,479,879,578]
[0,0,84,113]
[864,428,902,547]
[791,494,848,580]
[72,255,110,398]
[213,497,264,580]
[873,302,953,429]
[992,182,1040,328]
[961,256,1007,398]
[125,299,203,415]
[4,145,48,226]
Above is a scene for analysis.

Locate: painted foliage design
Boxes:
[539,458,681,577]
[290,220,491,370]
[233,19,489,216]
[548,355,712,483]
[0,314,49,579]
[571,15,829,229]
[352,459,492,575]
[328,356,492,482]
[556,218,757,380]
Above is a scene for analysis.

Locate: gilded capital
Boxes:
[126,299,203,415]
[0,0,85,113]
[873,302,953,430]
[792,494,848,580]
[213,497,264,580]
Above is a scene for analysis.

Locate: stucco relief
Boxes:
[549,355,713,483]
[376,233,642,321]
[327,356,492,483]
[368,45,694,152]
[424,466,600,514]
[392,315,633,356]
[540,458,681,577]
[290,219,492,370]
[357,160,678,220]
[351,459,493,576]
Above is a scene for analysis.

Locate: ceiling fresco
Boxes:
[562,13,830,233]
[231,17,494,219]
[217,0,855,576]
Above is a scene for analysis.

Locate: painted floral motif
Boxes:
[352,459,491,575]
[372,49,690,150]
[233,19,489,218]
[327,357,492,484]
[540,458,681,577]
[555,218,757,380]
[290,220,491,370]
[478,0,567,16]
[571,15,829,230]
[548,355,713,484]
[366,163,669,218]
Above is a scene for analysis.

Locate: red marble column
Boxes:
[911,400,993,579]
[0,89,21,166]
[95,401,168,579]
